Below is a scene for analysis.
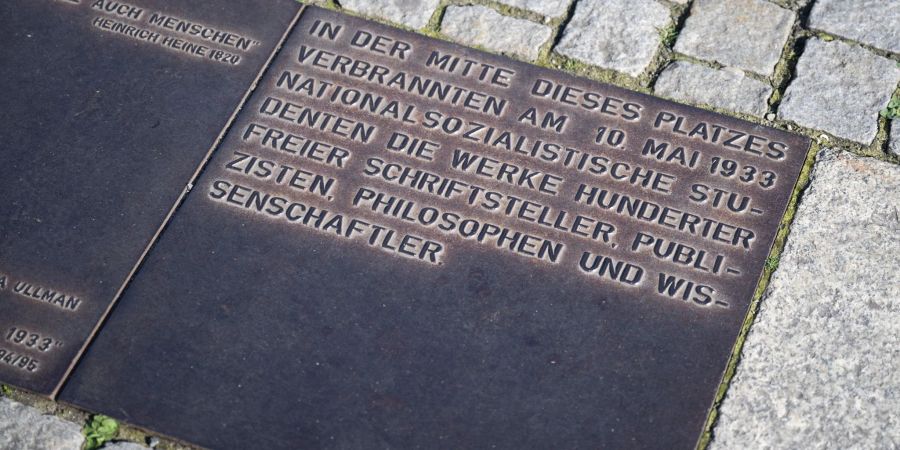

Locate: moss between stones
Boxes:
[659,23,679,49]
[696,140,820,450]
[423,1,449,36]
[477,1,548,25]
[1,386,88,425]
[641,1,691,89]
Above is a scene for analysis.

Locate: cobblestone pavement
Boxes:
[3,0,898,448]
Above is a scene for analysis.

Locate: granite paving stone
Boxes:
[339,0,439,29]
[0,397,84,450]
[441,5,552,61]
[495,0,571,18]
[101,442,149,450]
[712,149,900,449]
[555,0,670,77]
[654,61,771,116]
[674,0,794,76]
[779,39,900,144]
[809,0,900,54]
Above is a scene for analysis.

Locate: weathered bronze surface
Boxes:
[0,0,302,395]
[58,6,809,449]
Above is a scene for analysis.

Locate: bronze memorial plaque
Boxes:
[57,6,809,449]
[0,0,302,395]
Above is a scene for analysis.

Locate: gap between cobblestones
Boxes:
[765,0,813,115]
[782,1,900,162]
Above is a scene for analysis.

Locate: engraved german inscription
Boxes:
[0,0,302,395]
[188,9,807,311]
[59,6,809,450]
[80,0,264,65]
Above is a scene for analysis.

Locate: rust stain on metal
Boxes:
[48,5,807,449]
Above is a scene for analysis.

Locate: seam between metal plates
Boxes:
[50,4,309,399]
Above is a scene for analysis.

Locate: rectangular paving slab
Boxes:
[0,0,302,395]
[56,6,811,449]
[711,150,900,448]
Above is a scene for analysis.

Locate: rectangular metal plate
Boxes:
[0,0,301,395]
[59,6,810,449]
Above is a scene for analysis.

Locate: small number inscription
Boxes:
[709,157,776,189]
[0,348,39,372]
[5,327,62,352]
[595,126,627,149]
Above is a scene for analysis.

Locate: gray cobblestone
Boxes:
[0,397,84,450]
[712,149,900,449]
[495,0,571,18]
[339,0,439,29]
[101,442,149,450]
[441,5,552,61]
[654,61,771,116]
[779,39,900,144]
[555,0,670,77]
[674,0,794,76]
[809,0,900,54]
